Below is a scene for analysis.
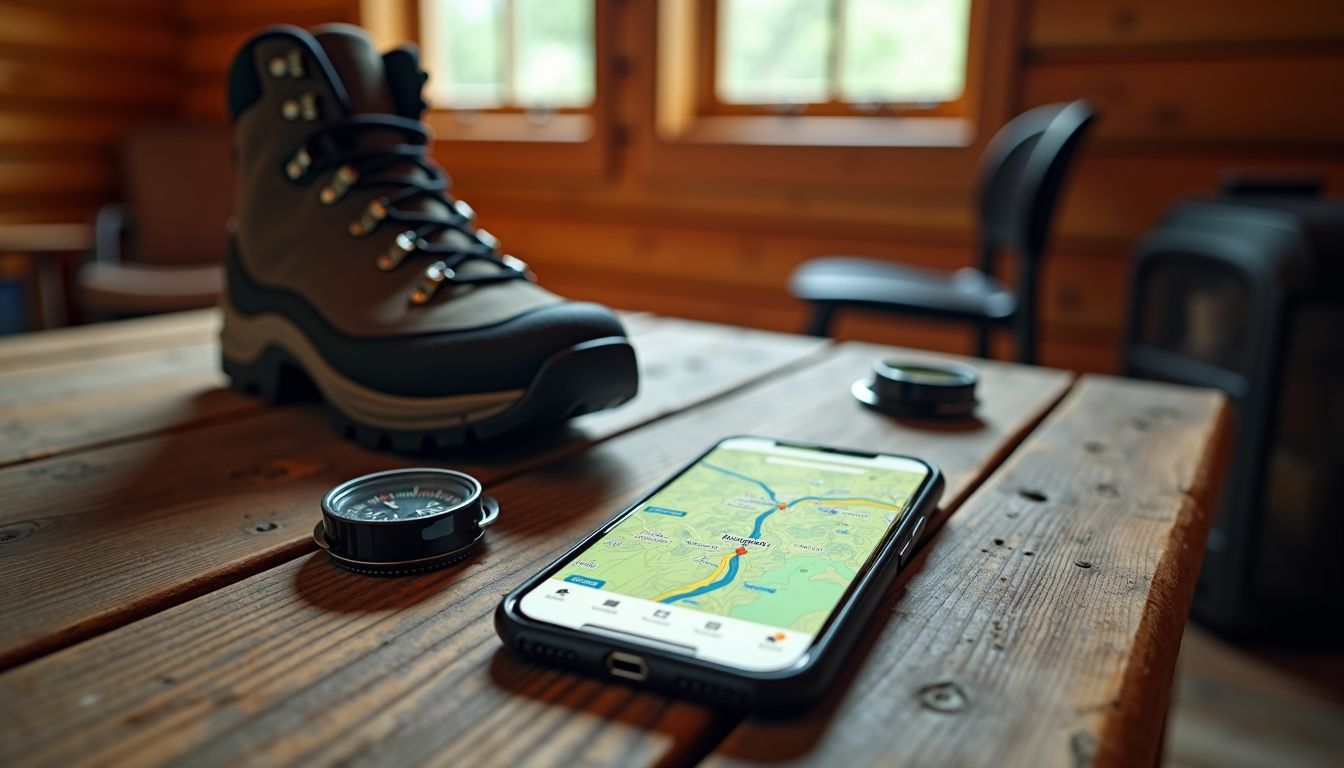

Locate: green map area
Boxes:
[556,446,927,633]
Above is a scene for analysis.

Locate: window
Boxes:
[419,0,595,111]
[711,0,973,115]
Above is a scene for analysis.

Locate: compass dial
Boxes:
[338,488,466,522]
[323,469,479,523]
[317,468,498,575]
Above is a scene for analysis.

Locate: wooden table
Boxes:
[0,223,93,330]
[0,309,1230,767]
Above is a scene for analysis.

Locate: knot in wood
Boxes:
[918,681,969,713]
[0,520,44,544]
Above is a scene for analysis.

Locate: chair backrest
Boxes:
[976,100,1095,266]
[122,122,235,266]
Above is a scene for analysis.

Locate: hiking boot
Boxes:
[220,24,638,450]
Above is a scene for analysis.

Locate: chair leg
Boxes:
[1015,315,1036,365]
[804,304,836,338]
[974,323,991,359]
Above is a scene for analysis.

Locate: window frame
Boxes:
[418,0,598,113]
[637,0,1018,192]
[363,0,614,183]
[698,0,973,120]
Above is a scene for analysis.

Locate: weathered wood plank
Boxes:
[0,344,1071,768]
[701,375,1230,768]
[0,309,218,374]
[0,346,252,467]
[0,317,821,669]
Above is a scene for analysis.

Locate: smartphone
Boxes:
[495,436,942,714]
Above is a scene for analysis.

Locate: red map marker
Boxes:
[735,547,748,555]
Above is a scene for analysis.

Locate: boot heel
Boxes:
[223,346,316,404]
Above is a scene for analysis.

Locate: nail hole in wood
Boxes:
[251,522,279,533]
[993,538,1004,546]
[1096,483,1120,498]
[1074,560,1093,569]
[1018,489,1047,503]
[1024,551,1034,557]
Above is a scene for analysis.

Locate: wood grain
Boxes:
[0,309,241,467]
[0,0,177,227]
[1028,0,1344,50]
[0,316,822,669]
[1022,55,1344,145]
[0,4,176,64]
[702,375,1230,768]
[0,309,218,373]
[0,343,1071,768]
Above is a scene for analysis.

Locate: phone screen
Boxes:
[519,437,933,672]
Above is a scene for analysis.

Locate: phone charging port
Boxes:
[606,652,649,681]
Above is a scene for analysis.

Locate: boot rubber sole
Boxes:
[220,301,639,451]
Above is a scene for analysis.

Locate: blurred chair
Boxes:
[790,100,1095,364]
[78,123,233,319]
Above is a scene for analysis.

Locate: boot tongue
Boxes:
[312,24,396,115]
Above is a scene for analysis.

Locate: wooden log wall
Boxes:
[0,0,352,225]
[3,0,1342,373]
[0,0,178,224]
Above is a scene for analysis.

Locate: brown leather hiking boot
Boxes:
[220,24,638,450]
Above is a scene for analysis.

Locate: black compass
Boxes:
[314,468,499,575]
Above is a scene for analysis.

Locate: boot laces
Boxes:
[286,114,531,304]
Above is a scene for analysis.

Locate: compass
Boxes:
[314,468,499,575]
[852,359,979,418]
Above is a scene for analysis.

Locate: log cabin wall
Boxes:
[5,1,1342,373]
[0,0,179,224]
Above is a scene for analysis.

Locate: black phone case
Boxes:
[494,436,945,716]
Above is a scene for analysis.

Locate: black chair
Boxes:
[791,100,1095,364]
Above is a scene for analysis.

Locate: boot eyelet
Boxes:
[349,199,388,237]
[476,228,500,250]
[377,230,419,271]
[268,50,305,79]
[500,254,534,280]
[286,49,305,78]
[320,165,358,205]
[299,92,319,121]
[410,261,455,305]
[283,93,318,122]
[285,147,312,180]
[453,199,475,223]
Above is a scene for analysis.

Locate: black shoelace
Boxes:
[295,113,527,289]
